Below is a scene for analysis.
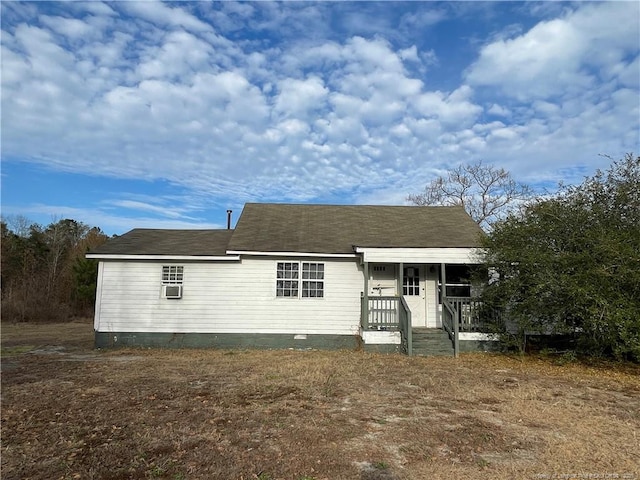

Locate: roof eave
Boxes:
[225,250,357,258]
[86,254,240,261]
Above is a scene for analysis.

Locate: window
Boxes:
[373,265,386,272]
[403,267,420,296]
[439,265,472,299]
[161,266,184,299]
[302,262,324,298]
[276,262,324,298]
[276,262,299,297]
[162,266,184,284]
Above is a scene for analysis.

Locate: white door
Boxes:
[403,265,426,327]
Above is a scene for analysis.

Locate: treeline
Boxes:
[1,218,109,322]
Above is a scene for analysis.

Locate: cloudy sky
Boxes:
[1,1,639,235]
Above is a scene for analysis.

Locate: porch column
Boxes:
[441,262,459,357]
[440,263,447,304]
[363,261,369,329]
[397,262,403,322]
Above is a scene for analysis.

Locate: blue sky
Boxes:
[1,1,639,235]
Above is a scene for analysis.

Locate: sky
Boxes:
[1,1,639,235]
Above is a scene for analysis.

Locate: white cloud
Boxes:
[487,104,511,117]
[273,76,328,117]
[615,55,640,89]
[109,200,196,220]
[399,45,419,63]
[137,31,214,79]
[412,85,483,127]
[466,2,639,101]
[70,2,116,17]
[400,8,447,29]
[0,203,222,235]
[121,1,212,33]
[39,15,95,40]
[1,1,638,230]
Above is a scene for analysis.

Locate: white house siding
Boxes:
[95,256,364,336]
[369,263,398,296]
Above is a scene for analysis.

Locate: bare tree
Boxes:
[407,161,533,230]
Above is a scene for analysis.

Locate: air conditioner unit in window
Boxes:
[163,284,182,299]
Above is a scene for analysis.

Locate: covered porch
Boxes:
[359,260,493,356]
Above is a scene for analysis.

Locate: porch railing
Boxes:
[360,294,412,355]
[442,298,459,356]
[446,296,486,332]
[363,295,400,329]
[398,296,412,356]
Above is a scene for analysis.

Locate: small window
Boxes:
[162,266,184,284]
[403,267,420,296]
[276,262,299,297]
[302,263,324,298]
[373,265,386,272]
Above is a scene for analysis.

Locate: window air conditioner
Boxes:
[163,285,182,299]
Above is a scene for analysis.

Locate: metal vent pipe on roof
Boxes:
[226,210,232,229]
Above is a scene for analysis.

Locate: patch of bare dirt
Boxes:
[1,322,639,480]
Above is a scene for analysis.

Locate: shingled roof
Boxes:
[89,204,483,257]
[227,203,483,254]
[90,229,234,256]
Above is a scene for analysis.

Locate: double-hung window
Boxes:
[302,262,324,298]
[276,262,324,298]
[162,266,184,285]
[276,262,299,297]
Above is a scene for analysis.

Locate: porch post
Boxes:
[440,262,447,304]
[397,262,403,319]
[442,263,459,357]
[363,261,369,329]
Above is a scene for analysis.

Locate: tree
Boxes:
[407,161,533,230]
[1,217,108,322]
[480,154,640,361]
[72,227,109,315]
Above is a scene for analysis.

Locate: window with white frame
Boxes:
[276,262,324,298]
[162,265,184,284]
[276,262,299,297]
[302,262,324,298]
[403,267,420,296]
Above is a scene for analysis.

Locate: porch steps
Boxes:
[411,328,455,356]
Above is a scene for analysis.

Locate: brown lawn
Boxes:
[1,321,639,480]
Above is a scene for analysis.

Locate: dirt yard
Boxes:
[1,322,639,480]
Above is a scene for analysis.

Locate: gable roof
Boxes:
[227,203,483,254]
[90,229,234,256]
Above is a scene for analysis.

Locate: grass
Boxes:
[1,344,36,357]
[1,321,639,480]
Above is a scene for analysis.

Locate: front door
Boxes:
[403,265,426,327]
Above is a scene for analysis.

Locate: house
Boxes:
[87,203,495,355]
